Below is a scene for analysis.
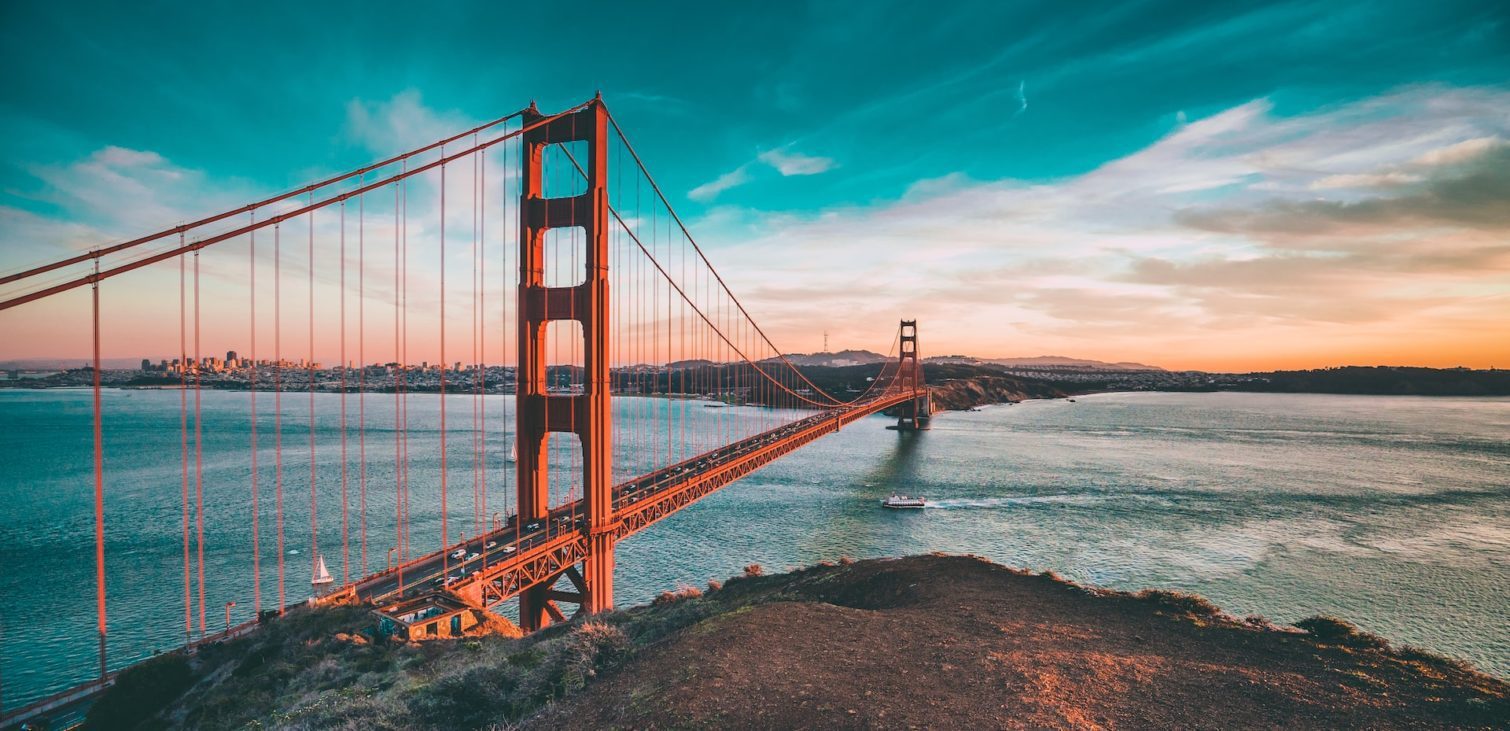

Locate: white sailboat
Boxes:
[311,555,334,585]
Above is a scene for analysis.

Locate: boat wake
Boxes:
[924,494,1113,509]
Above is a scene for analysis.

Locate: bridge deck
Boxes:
[341,391,917,610]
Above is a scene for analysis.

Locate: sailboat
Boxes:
[311,555,334,585]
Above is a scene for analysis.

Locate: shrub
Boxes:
[85,652,195,730]
[743,563,764,577]
[1296,616,1389,648]
[549,621,632,696]
[1135,589,1222,617]
[653,585,703,605]
[706,579,723,592]
[407,658,523,729]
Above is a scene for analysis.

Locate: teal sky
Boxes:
[2,1,1508,369]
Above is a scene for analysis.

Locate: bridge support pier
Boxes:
[890,320,931,431]
[516,97,615,631]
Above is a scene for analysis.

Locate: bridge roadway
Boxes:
[340,390,918,610]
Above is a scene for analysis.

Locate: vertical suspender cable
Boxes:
[392,175,402,583]
[471,142,478,537]
[249,213,260,615]
[401,162,410,576]
[504,124,516,556]
[91,258,106,681]
[275,223,285,613]
[194,250,205,638]
[340,199,349,583]
[359,175,367,576]
[440,151,449,564]
[478,139,486,541]
[308,195,318,584]
[402,165,410,564]
[179,252,191,641]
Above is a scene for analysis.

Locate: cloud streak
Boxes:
[757,148,836,176]
[688,165,752,202]
[689,146,836,201]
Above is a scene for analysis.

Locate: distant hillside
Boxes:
[1223,366,1510,396]
[778,349,890,367]
[926,354,1165,371]
[0,357,146,371]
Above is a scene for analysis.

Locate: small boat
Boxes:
[1067,398,1077,403]
[311,556,334,585]
[880,495,926,509]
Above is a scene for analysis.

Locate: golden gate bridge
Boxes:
[0,95,929,723]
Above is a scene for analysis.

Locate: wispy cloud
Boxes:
[688,165,752,202]
[689,146,835,202]
[757,148,835,176]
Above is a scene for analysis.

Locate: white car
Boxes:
[500,545,516,554]
[484,541,497,549]
[450,549,466,560]
[466,552,480,561]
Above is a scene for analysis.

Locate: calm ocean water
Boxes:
[1,389,1506,708]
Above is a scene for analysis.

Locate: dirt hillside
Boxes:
[539,555,1507,730]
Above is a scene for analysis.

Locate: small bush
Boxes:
[1135,589,1222,617]
[1296,616,1389,648]
[706,579,723,592]
[85,652,195,730]
[1242,614,1281,630]
[838,556,855,565]
[653,585,703,605]
[550,621,632,696]
[407,658,523,729]
[743,563,764,577]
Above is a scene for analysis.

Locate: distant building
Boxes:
[226,350,238,364]
[141,359,152,371]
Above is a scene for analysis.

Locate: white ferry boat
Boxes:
[880,495,927,509]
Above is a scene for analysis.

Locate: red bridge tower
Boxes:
[516,98,616,630]
[893,319,931,430]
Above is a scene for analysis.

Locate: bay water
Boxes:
[1,389,1506,709]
